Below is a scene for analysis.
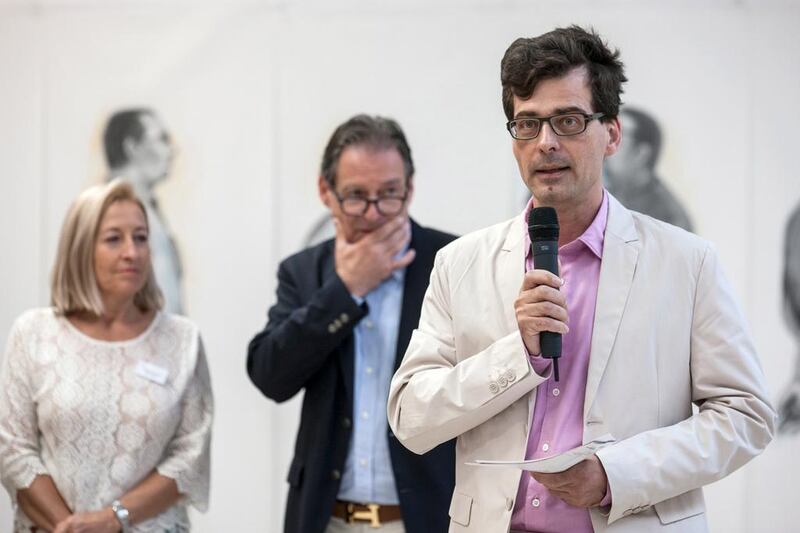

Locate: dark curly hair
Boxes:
[500,25,627,121]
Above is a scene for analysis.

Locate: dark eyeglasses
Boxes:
[332,191,408,217]
[506,112,605,140]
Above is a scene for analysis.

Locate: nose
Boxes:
[536,121,560,153]
[121,236,140,259]
[362,201,384,223]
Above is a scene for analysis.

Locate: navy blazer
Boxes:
[247,219,457,533]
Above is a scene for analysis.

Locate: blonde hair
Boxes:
[51,178,164,315]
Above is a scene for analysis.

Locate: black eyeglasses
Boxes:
[506,112,605,140]
[333,191,408,217]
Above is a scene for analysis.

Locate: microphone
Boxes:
[528,207,562,381]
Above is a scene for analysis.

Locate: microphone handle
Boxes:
[532,239,561,381]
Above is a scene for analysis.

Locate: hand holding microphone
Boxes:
[514,207,566,380]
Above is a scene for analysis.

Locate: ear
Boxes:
[122,136,139,162]
[318,175,333,209]
[604,116,622,157]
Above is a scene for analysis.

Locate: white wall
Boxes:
[1,1,799,531]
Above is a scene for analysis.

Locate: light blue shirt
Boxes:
[337,267,405,504]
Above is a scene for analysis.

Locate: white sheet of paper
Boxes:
[466,434,614,474]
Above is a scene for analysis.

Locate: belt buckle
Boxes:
[346,503,381,528]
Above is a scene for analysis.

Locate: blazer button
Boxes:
[498,376,508,388]
[340,313,349,324]
[505,369,516,382]
[342,417,351,429]
[489,382,500,394]
[328,324,337,334]
[331,469,341,480]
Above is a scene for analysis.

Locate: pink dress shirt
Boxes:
[510,191,609,533]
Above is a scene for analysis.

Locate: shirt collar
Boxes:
[522,189,609,259]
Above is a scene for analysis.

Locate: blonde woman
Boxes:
[0,179,213,532]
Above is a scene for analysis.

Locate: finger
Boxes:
[519,285,568,309]
[532,472,571,490]
[369,214,407,243]
[391,249,416,271]
[517,301,569,323]
[521,269,564,291]
[384,225,412,257]
[521,316,569,336]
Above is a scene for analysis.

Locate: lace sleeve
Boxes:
[156,335,214,512]
[0,315,49,499]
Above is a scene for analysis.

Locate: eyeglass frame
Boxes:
[506,112,606,140]
[331,189,410,217]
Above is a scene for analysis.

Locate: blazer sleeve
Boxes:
[596,243,777,524]
[247,256,368,402]
[388,249,546,455]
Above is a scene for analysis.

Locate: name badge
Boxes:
[135,361,169,385]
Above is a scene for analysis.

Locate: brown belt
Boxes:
[332,500,402,527]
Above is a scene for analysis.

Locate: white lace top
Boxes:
[0,308,213,532]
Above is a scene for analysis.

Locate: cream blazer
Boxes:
[387,194,775,532]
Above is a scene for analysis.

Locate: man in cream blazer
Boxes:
[387,26,775,533]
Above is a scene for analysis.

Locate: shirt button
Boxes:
[542,443,550,452]
[361,411,369,420]
[365,367,374,375]
[532,498,540,508]
[364,319,374,329]
[552,388,560,397]
[506,498,514,511]
[359,458,368,467]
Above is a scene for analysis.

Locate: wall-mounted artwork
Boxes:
[103,109,184,314]
[779,202,800,434]
[604,107,693,232]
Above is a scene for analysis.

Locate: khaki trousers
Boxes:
[325,516,406,533]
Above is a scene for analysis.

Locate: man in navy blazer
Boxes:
[247,115,456,533]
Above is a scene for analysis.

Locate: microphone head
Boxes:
[528,207,559,241]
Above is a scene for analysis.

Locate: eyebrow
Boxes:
[341,179,404,193]
[99,225,148,234]
[514,106,590,119]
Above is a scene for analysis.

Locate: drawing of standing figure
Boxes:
[779,203,800,434]
[604,107,693,232]
[103,108,184,314]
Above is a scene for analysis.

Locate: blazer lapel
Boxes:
[499,216,526,332]
[583,194,640,422]
[323,242,356,405]
[395,219,433,369]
